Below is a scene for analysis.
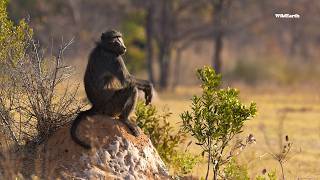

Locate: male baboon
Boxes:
[70,30,153,149]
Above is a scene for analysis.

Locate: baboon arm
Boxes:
[117,58,151,89]
[117,58,131,85]
[117,58,152,104]
[128,76,151,89]
[128,75,153,105]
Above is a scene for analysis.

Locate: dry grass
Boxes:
[155,85,320,179]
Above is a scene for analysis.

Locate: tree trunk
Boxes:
[205,139,211,180]
[211,0,224,74]
[213,32,223,74]
[172,48,182,89]
[159,45,170,90]
[158,0,171,90]
[145,1,155,85]
[213,163,219,180]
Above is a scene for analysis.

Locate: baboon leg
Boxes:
[122,119,140,136]
[118,86,138,119]
[110,86,139,136]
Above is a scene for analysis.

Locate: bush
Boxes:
[0,0,32,64]
[135,101,199,176]
[223,159,278,180]
[255,170,277,180]
[171,152,200,176]
[223,158,250,180]
[0,0,83,147]
[181,66,257,180]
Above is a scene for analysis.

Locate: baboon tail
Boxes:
[70,110,93,149]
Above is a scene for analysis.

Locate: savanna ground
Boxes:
[154,85,320,179]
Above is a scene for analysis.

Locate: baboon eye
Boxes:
[118,37,124,44]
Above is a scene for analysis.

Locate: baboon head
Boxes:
[100,30,126,55]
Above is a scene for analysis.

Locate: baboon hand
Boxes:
[144,83,153,105]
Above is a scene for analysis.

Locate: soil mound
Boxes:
[34,115,169,179]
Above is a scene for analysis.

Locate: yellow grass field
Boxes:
[154,85,320,179]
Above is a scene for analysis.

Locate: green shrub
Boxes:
[171,152,200,175]
[223,158,250,180]
[224,159,278,180]
[181,66,257,180]
[135,101,198,176]
[0,0,32,64]
[255,170,277,180]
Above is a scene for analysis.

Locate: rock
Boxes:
[33,114,170,179]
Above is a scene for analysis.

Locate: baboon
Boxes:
[70,30,153,149]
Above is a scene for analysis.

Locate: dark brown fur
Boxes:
[70,30,153,149]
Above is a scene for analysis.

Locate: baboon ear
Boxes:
[101,32,108,41]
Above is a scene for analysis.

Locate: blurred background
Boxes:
[7,0,320,178]
[8,0,320,89]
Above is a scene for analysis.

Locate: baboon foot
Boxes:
[121,118,140,137]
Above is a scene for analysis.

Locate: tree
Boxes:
[149,0,209,90]
[204,0,262,75]
[181,67,256,179]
